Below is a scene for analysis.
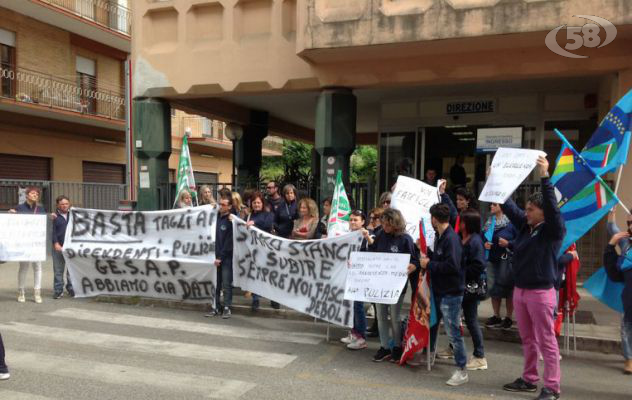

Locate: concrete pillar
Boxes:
[133,98,171,211]
[234,111,269,189]
[614,69,632,225]
[314,88,357,202]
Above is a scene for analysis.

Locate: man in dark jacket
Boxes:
[214,195,234,319]
[422,203,467,386]
[52,195,74,299]
[501,155,565,400]
[604,209,632,375]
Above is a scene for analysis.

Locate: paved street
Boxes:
[0,263,630,400]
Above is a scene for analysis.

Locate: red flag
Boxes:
[554,243,581,336]
[399,220,431,366]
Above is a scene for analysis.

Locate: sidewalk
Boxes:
[0,260,623,354]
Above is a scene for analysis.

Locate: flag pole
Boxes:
[554,129,631,215]
[614,165,624,195]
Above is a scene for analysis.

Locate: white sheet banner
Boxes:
[232,217,364,327]
[344,252,410,304]
[391,175,440,249]
[479,147,546,204]
[64,205,218,302]
[0,214,47,262]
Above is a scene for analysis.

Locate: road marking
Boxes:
[7,351,255,399]
[48,308,322,345]
[1,323,296,369]
[0,390,56,400]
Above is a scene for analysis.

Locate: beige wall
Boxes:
[0,7,124,92]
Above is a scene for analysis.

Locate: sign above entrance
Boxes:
[446,100,495,115]
[476,127,523,153]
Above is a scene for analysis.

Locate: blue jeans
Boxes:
[430,294,468,369]
[216,260,233,308]
[377,291,405,349]
[0,332,7,373]
[53,250,72,294]
[622,314,632,360]
[352,301,367,339]
[462,296,485,358]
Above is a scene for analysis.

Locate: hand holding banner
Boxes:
[344,252,410,304]
[479,147,546,204]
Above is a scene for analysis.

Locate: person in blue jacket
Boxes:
[500,155,565,400]
[212,195,234,319]
[604,208,632,375]
[422,203,468,387]
[246,191,278,311]
[52,195,74,299]
[274,184,298,239]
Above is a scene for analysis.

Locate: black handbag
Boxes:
[495,250,515,288]
[465,272,488,301]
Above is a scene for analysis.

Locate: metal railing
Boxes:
[0,180,127,212]
[39,0,132,36]
[0,63,125,121]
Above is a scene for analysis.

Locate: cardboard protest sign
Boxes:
[391,175,440,249]
[479,147,546,204]
[344,252,410,304]
[0,214,47,262]
[232,216,363,327]
[64,205,218,302]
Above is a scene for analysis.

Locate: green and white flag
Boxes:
[327,170,351,237]
[173,135,197,208]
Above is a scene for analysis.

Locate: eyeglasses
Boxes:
[370,216,379,220]
[382,200,391,205]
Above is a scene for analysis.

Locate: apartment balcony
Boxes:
[0,62,126,126]
[0,0,131,52]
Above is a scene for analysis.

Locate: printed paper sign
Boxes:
[391,175,440,249]
[344,252,410,304]
[232,217,364,327]
[479,147,546,204]
[0,214,47,262]
[64,206,218,302]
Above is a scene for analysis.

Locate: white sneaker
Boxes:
[446,369,469,386]
[17,289,25,303]
[340,332,354,344]
[437,346,454,359]
[347,337,368,350]
[34,289,42,304]
[0,372,9,380]
[466,356,488,370]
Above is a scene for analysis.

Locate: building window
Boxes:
[0,28,16,99]
[76,56,97,114]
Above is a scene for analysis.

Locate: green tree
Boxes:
[350,145,377,183]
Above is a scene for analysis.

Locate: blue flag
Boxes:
[483,215,496,260]
[580,89,631,176]
[584,267,624,314]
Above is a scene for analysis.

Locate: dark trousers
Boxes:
[462,296,485,358]
[0,332,8,373]
[215,260,233,309]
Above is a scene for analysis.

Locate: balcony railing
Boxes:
[0,63,126,121]
[39,0,132,36]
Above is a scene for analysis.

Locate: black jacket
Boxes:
[428,225,464,297]
[604,244,632,323]
[248,210,275,233]
[52,211,69,246]
[501,178,566,290]
[215,212,233,262]
[369,230,421,294]
[15,202,46,214]
[274,201,298,238]
[462,233,486,285]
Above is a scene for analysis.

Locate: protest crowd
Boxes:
[2,91,632,400]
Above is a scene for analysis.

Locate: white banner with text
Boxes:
[344,252,410,304]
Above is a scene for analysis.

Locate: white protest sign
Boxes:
[232,217,364,327]
[391,175,440,249]
[0,214,47,262]
[64,205,218,302]
[479,147,546,204]
[344,252,410,304]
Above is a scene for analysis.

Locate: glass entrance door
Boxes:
[378,131,417,194]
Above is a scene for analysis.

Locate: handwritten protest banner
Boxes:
[0,214,47,262]
[232,217,363,327]
[344,252,410,304]
[391,175,440,249]
[64,205,218,302]
[479,147,546,204]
